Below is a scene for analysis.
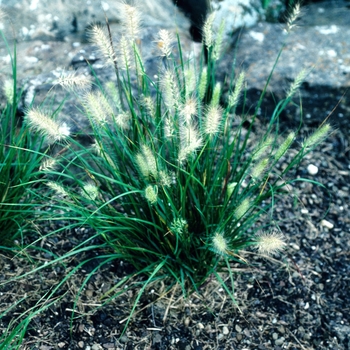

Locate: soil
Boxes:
[0,111,349,350]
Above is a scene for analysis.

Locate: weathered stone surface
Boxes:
[0,0,349,134]
[0,0,193,134]
[217,1,350,127]
[0,0,189,42]
[176,0,285,42]
[210,0,284,38]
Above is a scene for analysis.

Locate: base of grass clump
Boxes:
[24,1,332,308]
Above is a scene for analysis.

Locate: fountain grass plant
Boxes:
[0,1,332,344]
[26,1,330,307]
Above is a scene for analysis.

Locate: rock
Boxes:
[320,219,334,230]
[0,0,189,42]
[210,0,285,41]
[0,0,192,135]
[328,322,350,343]
[275,336,285,346]
[171,0,285,42]
[217,1,350,128]
[222,325,230,335]
[307,164,319,175]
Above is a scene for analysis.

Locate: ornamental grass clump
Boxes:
[0,22,46,249]
[28,2,330,307]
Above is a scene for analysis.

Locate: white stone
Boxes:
[321,219,334,229]
[211,0,263,41]
[316,25,338,35]
[307,164,318,175]
[250,31,265,42]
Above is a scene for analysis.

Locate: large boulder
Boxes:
[218,0,350,128]
[0,0,190,42]
[0,0,193,132]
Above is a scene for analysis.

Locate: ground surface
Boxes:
[0,112,349,350]
[1,1,350,348]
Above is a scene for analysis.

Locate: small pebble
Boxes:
[275,337,285,346]
[321,219,334,229]
[307,164,318,175]
[278,326,285,334]
[78,341,84,348]
[184,317,191,327]
[244,328,251,337]
[119,335,129,343]
[222,326,229,335]
[197,322,204,330]
[92,345,103,350]
[235,325,242,332]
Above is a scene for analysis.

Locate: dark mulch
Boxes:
[1,115,349,350]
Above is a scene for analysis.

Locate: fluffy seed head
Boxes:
[184,66,196,96]
[142,96,156,119]
[159,170,172,187]
[54,71,91,92]
[252,136,274,160]
[145,185,158,204]
[83,91,109,126]
[228,72,245,109]
[210,82,221,107]
[303,123,331,150]
[161,69,180,111]
[39,158,57,172]
[286,2,301,33]
[256,230,286,256]
[81,182,99,201]
[115,112,131,130]
[155,29,174,58]
[25,108,70,143]
[234,197,251,220]
[47,181,69,197]
[213,19,225,61]
[178,123,203,163]
[286,68,308,100]
[119,35,132,70]
[180,98,197,124]
[198,67,208,101]
[204,105,222,137]
[212,232,228,256]
[226,182,237,199]
[135,145,158,179]
[3,79,14,105]
[274,131,295,161]
[163,116,175,138]
[251,158,269,180]
[170,218,188,236]
[88,25,116,67]
[120,3,142,40]
[105,81,121,111]
[203,12,215,49]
